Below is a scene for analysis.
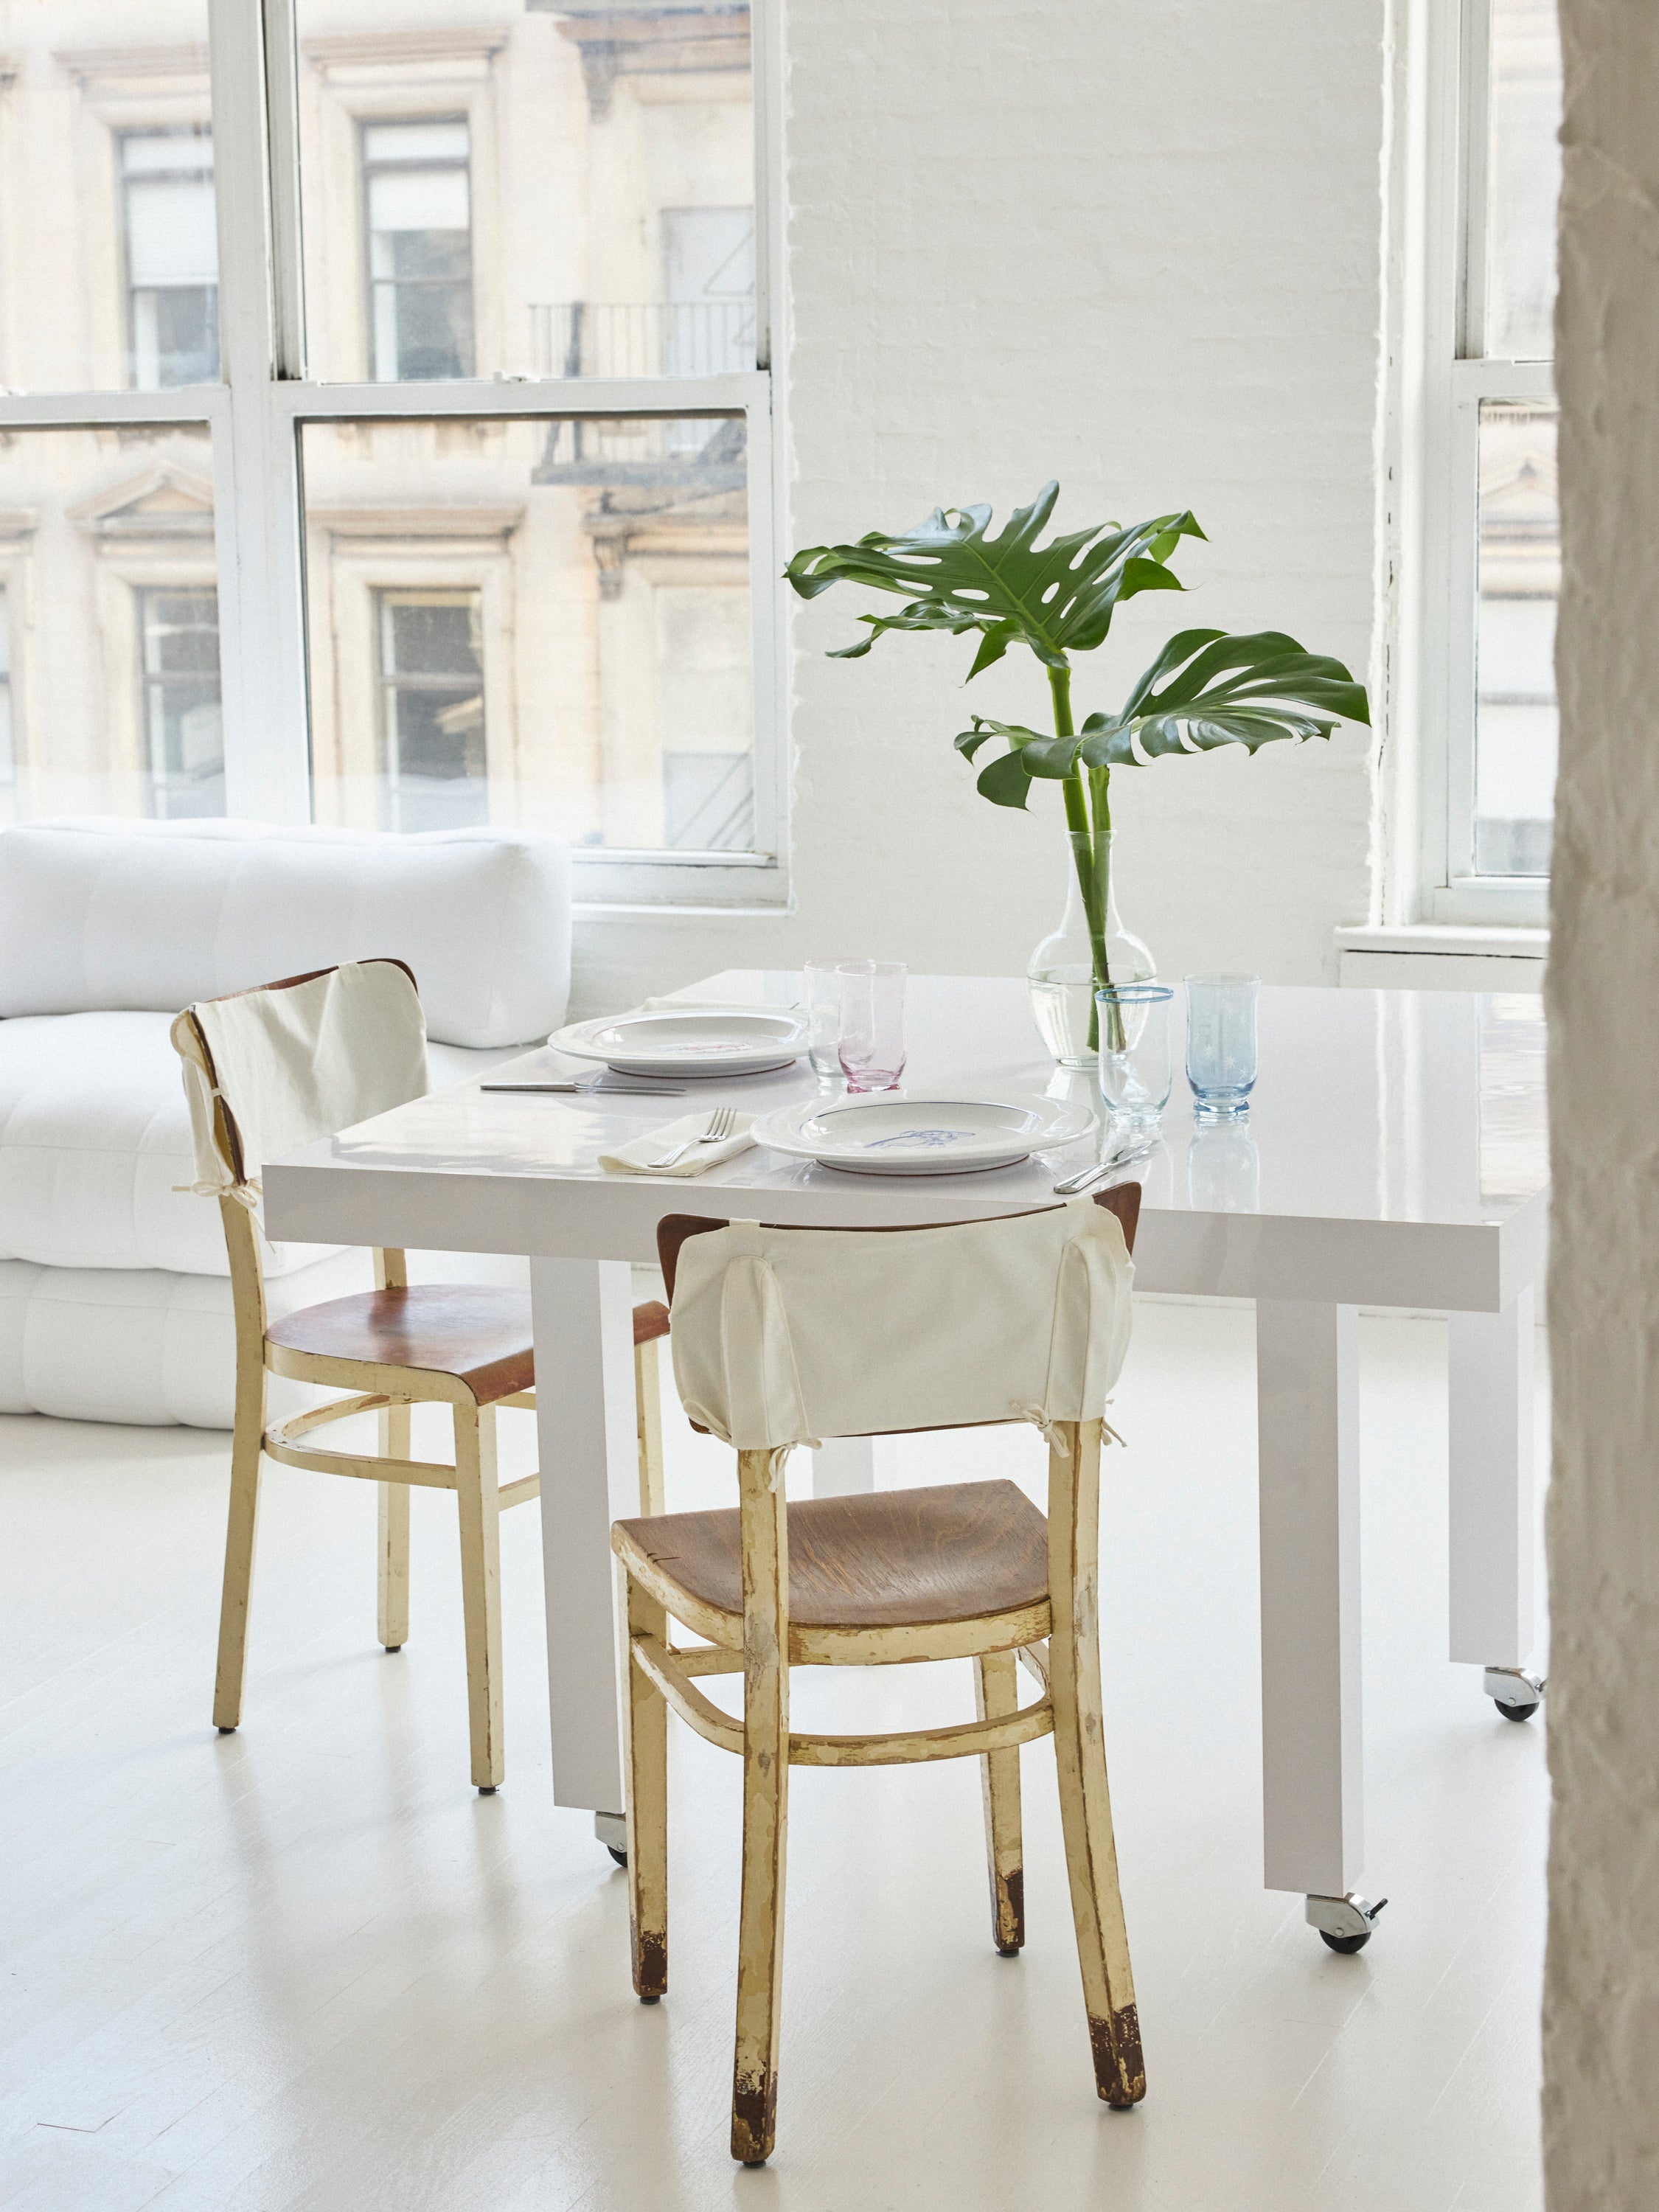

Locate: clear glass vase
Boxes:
[1027,827,1155,1068]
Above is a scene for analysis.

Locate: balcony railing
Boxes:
[529,299,756,380]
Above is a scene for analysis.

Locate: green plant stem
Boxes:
[1050,665,1113,1053]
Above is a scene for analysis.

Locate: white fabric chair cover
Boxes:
[170,959,428,1196]
[668,1194,1134,1459]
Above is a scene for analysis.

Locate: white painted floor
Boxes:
[0,1303,1547,2211]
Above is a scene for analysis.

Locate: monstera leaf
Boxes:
[786,480,1204,675]
[953,628,1370,807]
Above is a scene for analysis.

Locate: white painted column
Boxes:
[530,1257,639,1818]
[1256,1301,1363,1897]
[1447,1287,1536,1669]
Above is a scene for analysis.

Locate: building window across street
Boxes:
[139,585,223,818]
[375,588,487,830]
[363,119,475,383]
[122,129,219,391]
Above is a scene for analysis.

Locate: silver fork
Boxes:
[649,1105,738,1170]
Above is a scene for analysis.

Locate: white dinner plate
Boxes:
[750,1091,1095,1176]
[548,1004,810,1079]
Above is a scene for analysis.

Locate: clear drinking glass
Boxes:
[1186,974,1259,1120]
[837,961,907,1091]
[804,959,851,1077]
[1096,982,1173,1129]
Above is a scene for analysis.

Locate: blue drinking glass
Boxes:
[1185,974,1259,1120]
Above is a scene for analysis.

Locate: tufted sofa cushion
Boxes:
[0,818,571,1049]
[0,1012,512,1276]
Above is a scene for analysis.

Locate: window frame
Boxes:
[0,0,785,911]
[1405,0,1556,929]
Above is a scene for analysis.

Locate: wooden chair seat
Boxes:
[265,1285,671,1407]
[616,1478,1048,1634]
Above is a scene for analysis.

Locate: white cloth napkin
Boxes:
[599,1110,757,1178]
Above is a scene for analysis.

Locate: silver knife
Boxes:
[481,1079,689,1097]
[1051,1137,1157,1195]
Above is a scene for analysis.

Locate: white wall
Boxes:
[1543,0,1659,2199]
[572,0,1386,1015]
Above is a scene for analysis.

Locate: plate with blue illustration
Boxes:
[750,1091,1095,1176]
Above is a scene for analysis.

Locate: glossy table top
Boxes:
[264,972,1548,1312]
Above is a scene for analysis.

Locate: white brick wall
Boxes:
[574,0,1387,1012]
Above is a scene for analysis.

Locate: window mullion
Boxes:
[262,0,307,380]
[209,0,310,824]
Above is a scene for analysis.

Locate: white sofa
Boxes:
[0,818,571,1427]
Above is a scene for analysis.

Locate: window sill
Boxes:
[1335,923,1547,992]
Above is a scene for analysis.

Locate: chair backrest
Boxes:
[660,1187,1138,1455]
[170,958,428,1197]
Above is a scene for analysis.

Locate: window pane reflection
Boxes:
[301,415,754,850]
[1475,403,1557,877]
[1485,0,1562,361]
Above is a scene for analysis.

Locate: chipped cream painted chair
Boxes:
[611,1186,1144,2165]
[171,958,669,1794]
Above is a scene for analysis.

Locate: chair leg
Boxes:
[635,1334,665,1515]
[975,1649,1026,1954]
[212,1374,265,1733]
[731,1448,789,2165]
[1048,1422,1145,2107]
[625,1575,669,2000]
[377,1401,411,1650]
[453,1400,504,1792]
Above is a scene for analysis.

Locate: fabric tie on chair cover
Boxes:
[668,1194,1133,1464]
[171,959,429,1198]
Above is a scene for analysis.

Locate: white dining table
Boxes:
[262,971,1548,1948]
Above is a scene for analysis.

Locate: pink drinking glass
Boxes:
[836,961,907,1091]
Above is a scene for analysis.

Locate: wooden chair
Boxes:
[611,1186,1144,2164]
[171,959,669,1794]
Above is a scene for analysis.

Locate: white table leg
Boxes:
[530,1257,639,1828]
[1256,1301,1365,1903]
[1448,1287,1539,1686]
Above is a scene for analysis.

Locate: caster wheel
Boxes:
[1319,1928,1373,1955]
[608,1844,628,1869]
[1484,1667,1545,1724]
[1306,1891,1386,1951]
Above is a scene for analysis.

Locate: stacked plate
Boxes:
[751,1091,1093,1176]
[548,1005,809,1079]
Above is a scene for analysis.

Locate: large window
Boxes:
[0,0,779,903]
[1411,0,1560,923]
